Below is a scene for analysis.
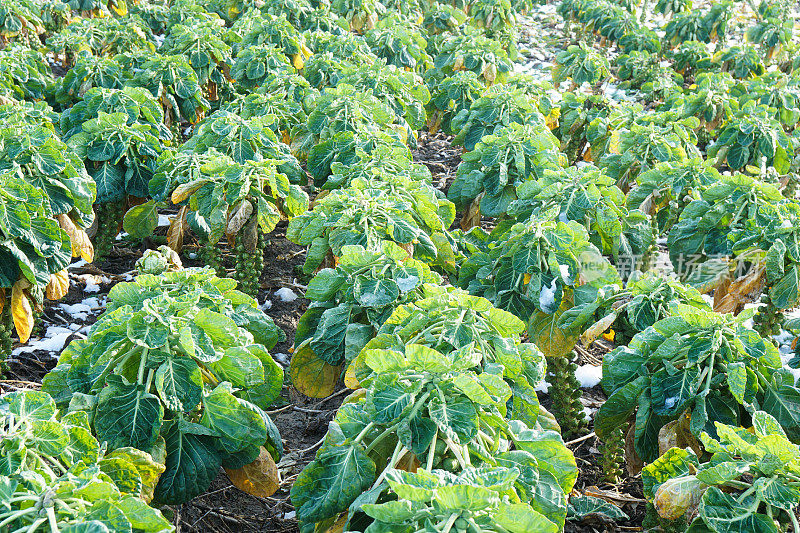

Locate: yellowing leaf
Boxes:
[57,214,94,262]
[167,206,188,253]
[46,270,70,301]
[11,279,33,343]
[608,131,622,155]
[292,53,305,70]
[324,514,348,533]
[0,289,5,314]
[289,343,341,398]
[580,312,617,346]
[527,296,579,358]
[224,447,280,498]
[111,1,127,16]
[171,182,204,204]
[545,108,560,130]
[344,363,360,390]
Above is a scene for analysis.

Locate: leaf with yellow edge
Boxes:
[107,446,166,504]
[225,446,280,498]
[341,388,366,406]
[344,363,360,390]
[289,343,341,398]
[527,296,579,358]
[324,514,348,533]
[45,270,70,301]
[111,1,127,16]
[607,131,622,155]
[171,180,207,204]
[11,279,33,343]
[580,312,617,347]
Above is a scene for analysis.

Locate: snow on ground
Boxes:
[12,326,78,356]
[575,364,603,388]
[273,352,290,366]
[158,214,172,227]
[60,296,104,322]
[73,274,111,294]
[275,287,298,302]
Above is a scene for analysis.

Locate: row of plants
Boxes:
[552,1,800,530]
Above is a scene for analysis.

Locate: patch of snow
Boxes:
[12,326,75,356]
[664,396,679,409]
[539,278,558,312]
[275,287,298,303]
[260,299,273,311]
[81,297,102,309]
[74,274,110,294]
[60,302,92,320]
[273,352,290,366]
[158,214,172,227]
[84,281,101,293]
[535,381,550,393]
[69,259,88,270]
[575,364,602,388]
[582,406,596,420]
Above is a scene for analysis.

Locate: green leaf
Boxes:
[94,376,163,451]
[494,503,559,533]
[123,200,159,239]
[642,447,699,499]
[699,487,777,533]
[290,441,377,523]
[194,308,240,346]
[153,420,222,505]
[568,494,629,521]
[154,358,203,412]
[354,277,400,308]
[200,384,267,454]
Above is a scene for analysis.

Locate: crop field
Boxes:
[2,0,800,531]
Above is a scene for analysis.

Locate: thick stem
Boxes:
[92,199,125,264]
[753,292,783,340]
[233,229,265,297]
[198,239,225,278]
[600,425,625,483]
[546,351,588,439]
[0,291,12,376]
